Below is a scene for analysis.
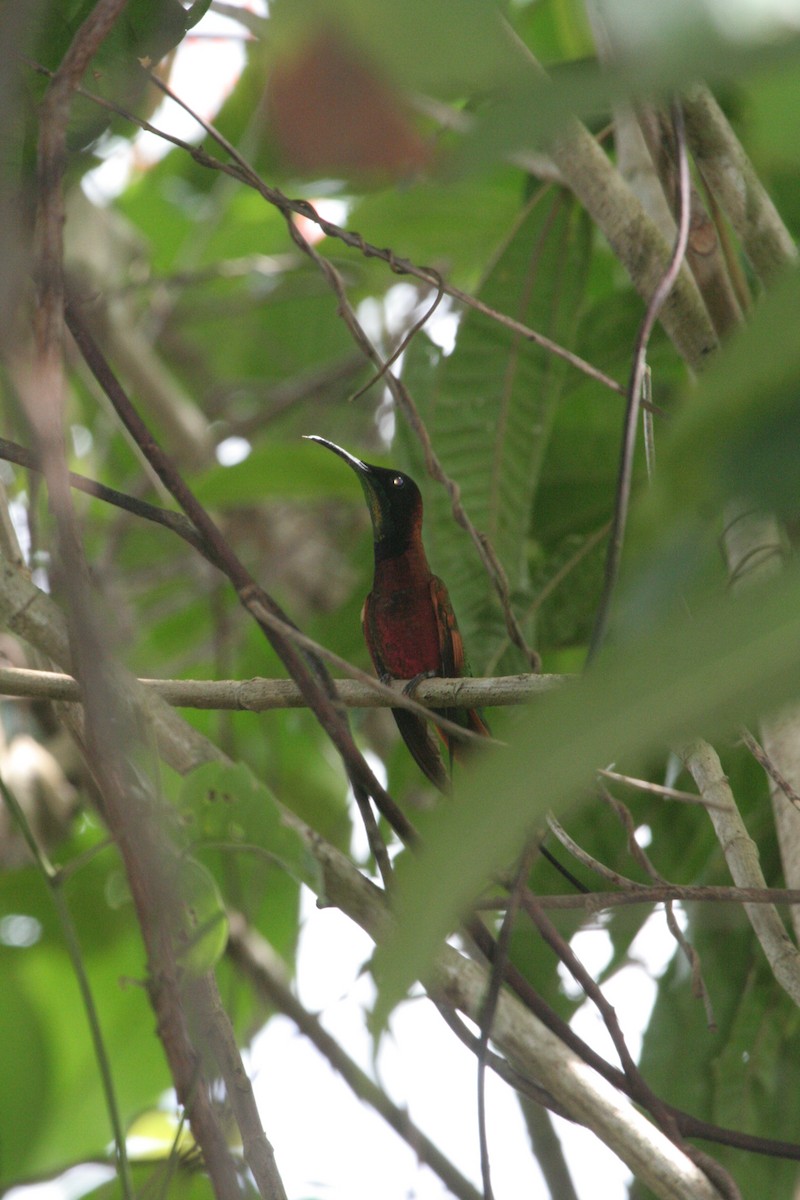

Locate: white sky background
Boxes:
[71,0,797,1196]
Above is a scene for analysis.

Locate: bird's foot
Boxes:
[402,670,437,699]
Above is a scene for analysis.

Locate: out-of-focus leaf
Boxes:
[451,21,800,176]
[126,1107,197,1158]
[29,0,202,156]
[194,442,359,507]
[83,1157,256,1200]
[179,760,320,891]
[371,564,800,1028]
[174,858,229,976]
[268,0,531,102]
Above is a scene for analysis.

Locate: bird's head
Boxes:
[304,435,423,560]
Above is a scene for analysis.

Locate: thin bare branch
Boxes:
[601,786,716,1027]
[0,435,210,557]
[598,767,712,806]
[547,814,644,890]
[531,885,800,911]
[739,727,800,810]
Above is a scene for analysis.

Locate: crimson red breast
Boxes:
[305,435,489,789]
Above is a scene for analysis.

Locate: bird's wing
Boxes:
[363,590,450,791]
[430,576,491,740]
[430,575,464,678]
[360,592,385,677]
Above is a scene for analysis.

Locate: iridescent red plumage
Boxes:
[305,435,490,790]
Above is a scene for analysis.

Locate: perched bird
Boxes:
[305,436,489,790]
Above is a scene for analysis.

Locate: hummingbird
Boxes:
[305,435,490,791]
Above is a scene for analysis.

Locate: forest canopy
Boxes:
[2,2,800,1199]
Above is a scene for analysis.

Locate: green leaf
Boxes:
[0,844,169,1181]
[371,564,800,1029]
[84,1157,256,1200]
[179,760,320,892]
[402,187,591,671]
[639,919,800,1196]
[174,858,229,976]
[194,442,359,507]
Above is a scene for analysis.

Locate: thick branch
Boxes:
[548,115,717,372]
[722,505,800,942]
[29,2,262,1195]
[682,85,797,283]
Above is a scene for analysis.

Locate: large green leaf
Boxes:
[371,562,800,1027]
[0,835,169,1182]
[401,186,590,671]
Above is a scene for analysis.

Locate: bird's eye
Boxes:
[392,475,405,488]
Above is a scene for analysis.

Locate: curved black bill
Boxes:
[302,435,369,475]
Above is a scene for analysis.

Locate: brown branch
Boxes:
[29,5,279,1197]
[597,766,711,806]
[0,436,211,558]
[0,664,565,710]
[740,726,800,810]
[525,888,743,1195]
[23,58,623,400]
[521,892,720,1190]
[547,814,645,889]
